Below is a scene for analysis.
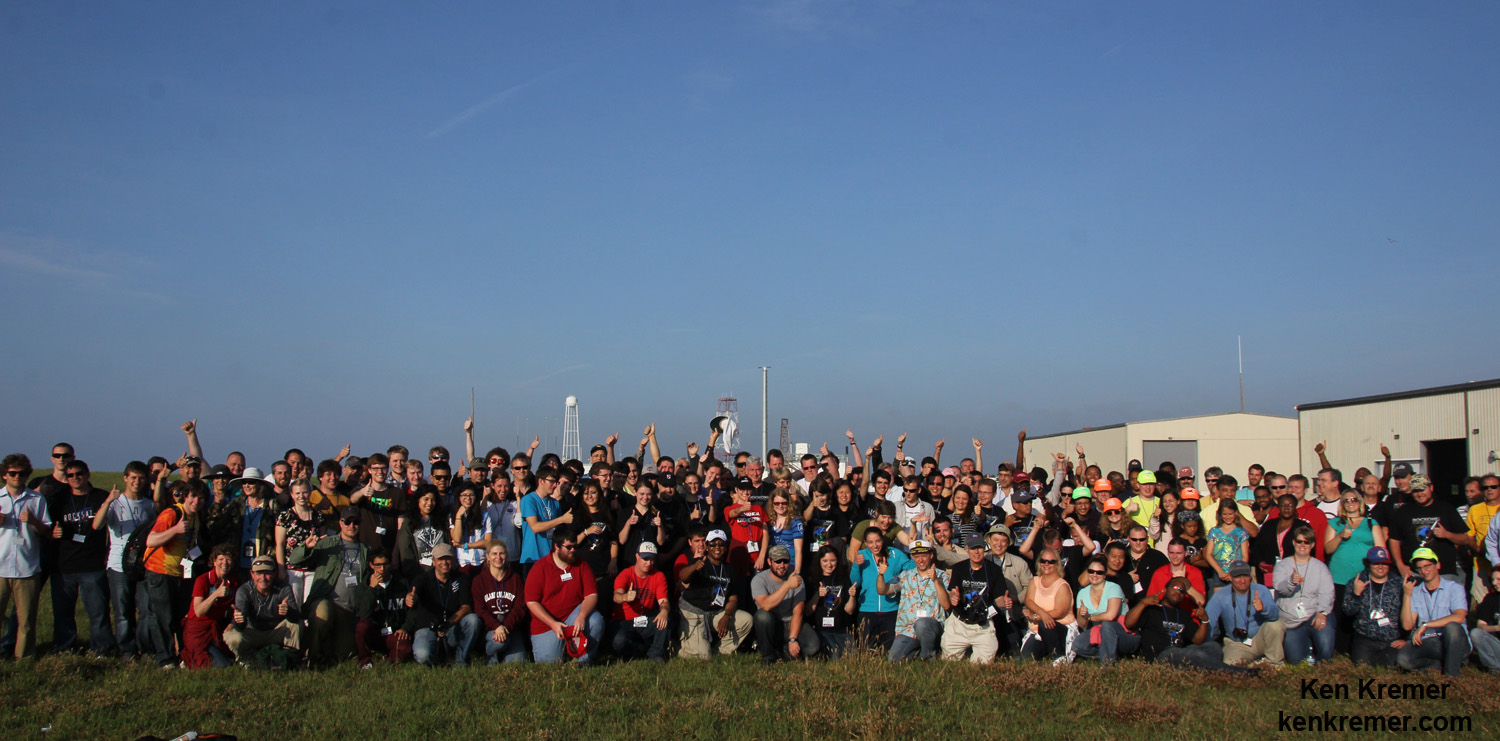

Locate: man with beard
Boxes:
[677,528,751,659]
[524,527,603,665]
[751,544,817,663]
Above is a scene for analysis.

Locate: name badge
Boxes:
[633,616,647,628]
[382,626,393,636]
[746,541,760,554]
[1133,581,1143,593]
[187,546,202,560]
[376,526,387,535]
[987,606,998,619]
[916,610,932,619]
[73,533,87,543]
[242,542,255,559]
[560,571,573,582]
[822,616,835,628]
[809,542,820,552]
[182,560,195,579]
[420,557,432,567]
[344,575,357,587]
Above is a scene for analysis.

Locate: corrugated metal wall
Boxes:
[1023,426,1128,478]
[1024,413,1297,480]
[1469,387,1500,477]
[1298,393,1467,477]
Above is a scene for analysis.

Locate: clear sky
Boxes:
[3,2,1498,470]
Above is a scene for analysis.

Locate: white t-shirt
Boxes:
[106,495,158,572]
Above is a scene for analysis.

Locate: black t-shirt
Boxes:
[805,506,844,555]
[574,509,616,579]
[750,483,775,508]
[807,570,854,632]
[617,505,660,562]
[52,487,109,573]
[1127,549,1169,592]
[1387,500,1466,575]
[411,570,472,630]
[357,488,408,553]
[1136,602,1199,660]
[1474,592,1500,629]
[365,575,409,631]
[680,557,737,612]
[948,560,1014,626]
[1007,512,1037,554]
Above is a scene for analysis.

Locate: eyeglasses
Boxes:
[541,478,559,484]
[51,453,72,459]
[1485,484,1500,491]
[772,502,788,507]
[1294,540,1313,546]
[1039,559,1058,565]
[65,472,87,479]
[430,455,447,461]
[1087,569,1106,575]
[368,466,387,472]
[371,562,390,568]
[1129,537,1147,542]
[556,543,577,551]
[432,475,450,481]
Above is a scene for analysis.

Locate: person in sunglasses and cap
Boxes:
[411,543,482,666]
[750,544,818,664]
[677,527,751,659]
[289,506,370,666]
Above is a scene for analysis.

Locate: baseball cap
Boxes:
[590,444,607,454]
[1408,474,1430,492]
[468,458,488,470]
[658,474,678,488]
[1012,491,1035,505]
[203,464,232,480]
[339,506,361,523]
[1179,487,1200,500]
[343,456,362,468]
[1178,466,1195,479]
[767,544,792,562]
[1174,510,1200,524]
[964,535,986,550]
[986,524,1012,539]
[1012,472,1031,485]
[1071,487,1093,500]
[251,555,277,573]
[1101,498,1124,512]
[706,529,728,543]
[1227,560,1253,578]
[908,539,935,555]
[430,544,457,561]
[1092,479,1113,493]
[637,542,658,557]
[733,476,754,490]
[942,467,960,478]
[1128,459,1143,472]
[1393,463,1413,478]
[1409,547,1439,565]
[1366,546,1392,565]
[1136,471,1157,485]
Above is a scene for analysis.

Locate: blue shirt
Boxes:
[519,492,561,564]
[240,504,264,569]
[1409,579,1466,635]
[0,489,53,578]
[850,547,913,613]
[1205,583,1281,641]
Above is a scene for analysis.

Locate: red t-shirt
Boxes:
[1147,563,1207,600]
[522,555,597,635]
[186,570,241,624]
[1295,502,1330,561]
[613,567,668,621]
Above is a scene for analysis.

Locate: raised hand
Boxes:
[820,442,830,457]
[181,419,197,435]
[687,442,699,457]
[1017,429,1026,442]
[897,433,907,448]
[972,438,983,451]
[1314,441,1326,454]
[337,444,351,459]
[1379,443,1391,458]
[606,433,619,447]
[406,587,417,608]
[277,596,291,617]
[935,438,945,450]
[1076,443,1085,457]
[872,434,883,449]
[464,417,473,433]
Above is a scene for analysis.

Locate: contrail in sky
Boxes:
[424,61,583,139]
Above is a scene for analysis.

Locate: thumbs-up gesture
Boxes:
[277,596,291,616]
[1252,591,1265,612]
[105,484,122,505]
[19,507,31,524]
[53,523,63,539]
[233,607,245,625]
[406,587,417,608]
[788,574,802,589]
[625,584,638,602]
[819,584,828,598]
[627,512,640,527]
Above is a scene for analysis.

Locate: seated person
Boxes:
[1204,560,1284,667]
[411,544,483,666]
[472,542,528,664]
[751,544,818,663]
[1341,547,1405,668]
[1125,576,1258,675]
[676,528,752,659]
[182,545,241,669]
[1397,548,1469,677]
[353,550,413,667]
[225,555,301,664]
[1072,555,1135,665]
[942,535,1015,664]
[610,542,670,663]
[880,540,950,662]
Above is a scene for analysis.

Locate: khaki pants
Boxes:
[678,608,750,659]
[224,620,301,662]
[1221,619,1285,667]
[941,615,999,663]
[0,576,41,659]
[307,599,358,663]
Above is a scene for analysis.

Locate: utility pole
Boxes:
[759,365,770,460]
[1238,336,1245,412]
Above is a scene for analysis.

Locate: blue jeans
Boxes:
[530,606,605,665]
[1283,619,1335,664]
[53,570,114,654]
[106,570,150,657]
[1397,622,1470,677]
[888,617,942,662]
[483,626,530,664]
[817,631,851,659]
[413,613,482,666]
[143,572,184,667]
[1469,627,1500,673]
[1072,621,1141,665]
[608,617,668,662]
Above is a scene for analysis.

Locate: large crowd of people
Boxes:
[2,421,1498,677]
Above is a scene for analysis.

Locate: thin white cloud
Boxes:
[1100,43,1126,60]
[0,234,166,302]
[516,363,592,389]
[424,61,583,139]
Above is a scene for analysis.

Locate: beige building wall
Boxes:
[1024,413,1298,481]
[1298,393,1467,477]
[1468,387,1500,478]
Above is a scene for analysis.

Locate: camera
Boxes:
[1232,628,1248,641]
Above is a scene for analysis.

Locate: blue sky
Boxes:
[3,2,1497,470]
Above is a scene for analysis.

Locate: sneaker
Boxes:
[359,661,374,670]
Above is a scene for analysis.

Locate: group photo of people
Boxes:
[3,421,1497,677]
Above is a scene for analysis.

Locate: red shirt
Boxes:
[613,567,668,621]
[186,570,241,624]
[523,555,596,635]
[1294,502,1330,561]
[1148,563,1206,600]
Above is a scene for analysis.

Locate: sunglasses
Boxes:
[341,518,359,525]
[1129,537,1147,542]
[556,543,577,551]
[770,558,790,565]
[1485,484,1500,491]
[1269,485,1288,490]
[1039,559,1058,565]
[4,470,26,476]
[1294,540,1313,545]
[52,453,72,459]
[1087,569,1106,575]
[65,472,87,479]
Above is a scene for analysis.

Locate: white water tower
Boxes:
[562,395,581,462]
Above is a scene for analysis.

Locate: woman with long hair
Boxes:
[807,547,857,658]
[275,478,325,607]
[572,479,618,597]
[397,489,448,579]
[767,490,805,574]
[1021,547,1076,663]
[449,486,487,577]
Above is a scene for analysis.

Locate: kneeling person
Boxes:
[751,544,818,663]
[943,536,1014,663]
[524,526,605,664]
[677,528,751,659]
[881,540,950,661]
[225,556,301,665]
[611,542,670,662]
[411,544,482,666]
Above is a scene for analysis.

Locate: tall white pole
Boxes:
[1238,336,1245,412]
[760,365,769,460]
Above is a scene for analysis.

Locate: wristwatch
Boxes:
[788,637,799,643]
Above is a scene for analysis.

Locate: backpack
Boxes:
[122,506,179,581]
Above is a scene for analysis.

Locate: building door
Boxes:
[1143,441,1198,481]
[1423,439,1469,507]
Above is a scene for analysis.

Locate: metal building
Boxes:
[1021,412,1299,488]
[1295,378,1500,505]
